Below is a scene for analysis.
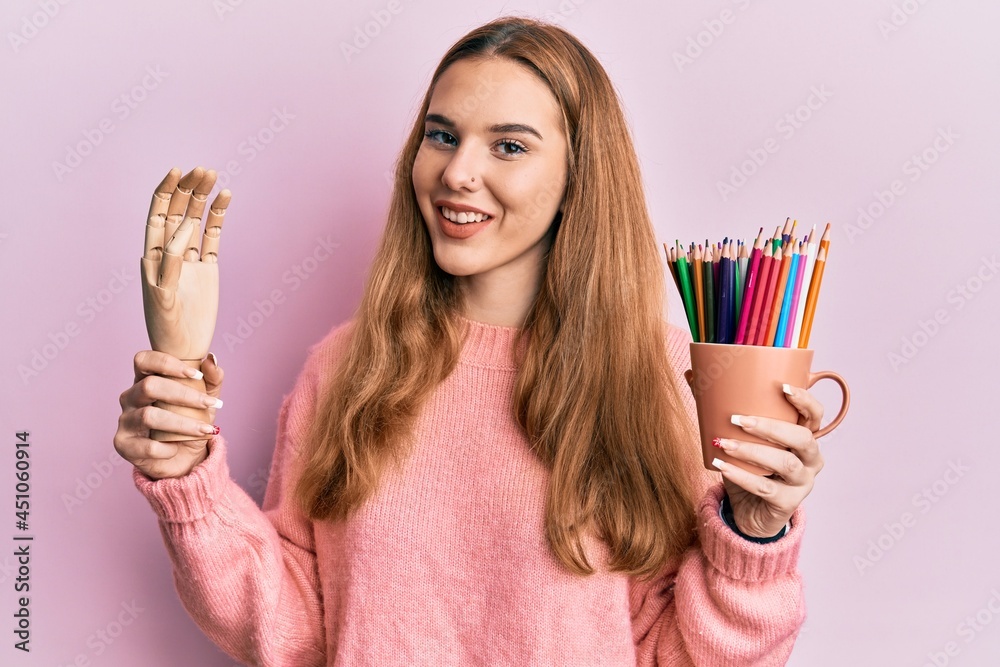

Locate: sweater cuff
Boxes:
[697,482,805,582]
[131,435,232,523]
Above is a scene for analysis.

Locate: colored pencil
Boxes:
[799,245,827,348]
[735,232,765,344]
[751,243,780,345]
[790,227,817,347]
[673,240,698,340]
[664,242,681,295]
[780,217,792,246]
[712,241,720,289]
[736,241,749,313]
[761,247,792,346]
[717,244,730,344]
[774,241,801,347]
[704,244,716,343]
[819,222,831,255]
[746,241,775,346]
[783,240,809,347]
[728,241,738,342]
[692,244,705,343]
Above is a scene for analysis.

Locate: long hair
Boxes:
[294,15,701,579]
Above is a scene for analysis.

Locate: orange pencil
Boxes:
[819,222,831,255]
[799,245,827,348]
[752,244,782,345]
[693,244,706,343]
[763,242,793,346]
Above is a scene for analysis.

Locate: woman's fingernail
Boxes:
[208,352,218,368]
[203,396,223,409]
[187,367,204,380]
[200,423,216,435]
[782,383,794,396]
[712,437,723,449]
[731,414,757,428]
[711,457,726,470]
[212,425,221,435]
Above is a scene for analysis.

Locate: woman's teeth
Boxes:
[441,206,491,224]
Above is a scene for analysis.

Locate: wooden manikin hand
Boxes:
[141,166,231,441]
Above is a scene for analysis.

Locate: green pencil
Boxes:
[734,241,743,330]
[674,241,698,339]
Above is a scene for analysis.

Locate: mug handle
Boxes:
[806,371,851,438]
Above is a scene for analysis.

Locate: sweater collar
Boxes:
[457,315,525,371]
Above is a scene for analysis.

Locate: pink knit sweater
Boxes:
[133,317,806,666]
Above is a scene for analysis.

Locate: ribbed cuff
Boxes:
[697,482,805,582]
[132,435,231,523]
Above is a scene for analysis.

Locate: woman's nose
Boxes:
[440,145,482,191]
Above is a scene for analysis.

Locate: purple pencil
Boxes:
[717,242,733,343]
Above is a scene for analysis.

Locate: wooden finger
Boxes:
[200,189,231,263]
[160,219,195,289]
[164,166,205,244]
[145,168,181,260]
[182,170,218,261]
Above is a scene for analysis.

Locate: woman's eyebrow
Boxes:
[424,113,544,141]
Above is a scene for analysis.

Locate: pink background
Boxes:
[2,0,998,665]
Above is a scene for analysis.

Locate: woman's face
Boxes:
[412,57,569,287]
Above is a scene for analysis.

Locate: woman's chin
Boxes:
[430,251,483,279]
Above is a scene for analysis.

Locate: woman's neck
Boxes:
[459,265,543,328]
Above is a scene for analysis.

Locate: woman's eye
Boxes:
[424,129,456,146]
[496,139,527,156]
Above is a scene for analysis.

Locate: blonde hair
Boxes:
[295,15,700,579]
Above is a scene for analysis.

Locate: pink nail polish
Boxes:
[212,425,220,435]
[712,437,723,449]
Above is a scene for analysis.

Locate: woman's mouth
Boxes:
[436,205,493,239]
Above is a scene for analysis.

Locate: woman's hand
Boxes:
[140,166,230,440]
[712,385,826,539]
[114,351,224,480]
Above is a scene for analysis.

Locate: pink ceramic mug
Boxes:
[683,343,850,475]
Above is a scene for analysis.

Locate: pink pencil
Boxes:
[746,242,776,345]
[735,230,765,344]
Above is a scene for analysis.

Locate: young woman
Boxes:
[115,16,826,666]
